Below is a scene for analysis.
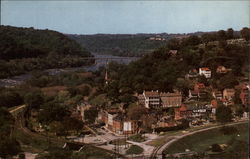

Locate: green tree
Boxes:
[240,27,250,41]
[217,30,227,41]
[0,90,23,108]
[0,108,21,158]
[227,28,234,39]
[215,104,233,123]
[35,148,72,159]
[84,107,98,124]
[24,91,44,110]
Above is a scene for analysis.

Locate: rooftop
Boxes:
[200,67,210,71]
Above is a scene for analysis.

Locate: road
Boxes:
[150,120,249,159]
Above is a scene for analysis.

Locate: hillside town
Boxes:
[0,1,249,159]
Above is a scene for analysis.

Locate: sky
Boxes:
[1,1,249,34]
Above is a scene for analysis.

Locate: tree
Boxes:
[227,28,234,39]
[218,73,238,90]
[240,27,250,41]
[24,91,44,110]
[215,104,233,123]
[38,102,70,124]
[0,90,23,108]
[0,108,21,158]
[127,105,147,120]
[84,107,98,123]
[217,30,227,41]
[35,147,72,159]
[211,144,223,152]
[0,138,21,158]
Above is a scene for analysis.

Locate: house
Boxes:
[185,69,199,79]
[199,67,211,78]
[212,89,223,100]
[188,90,199,99]
[75,103,91,121]
[140,90,182,108]
[175,104,211,124]
[216,66,231,74]
[174,104,188,120]
[160,91,182,108]
[187,105,210,119]
[157,116,177,128]
[169,50,178,56]
[188,89,207,100]
[194,83,205,93]
[210,99,218,119]
[240,87,249,106]
[223,89,235,101]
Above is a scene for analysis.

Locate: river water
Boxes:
[0,54,139,87]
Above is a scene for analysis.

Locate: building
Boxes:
[210,99,218,120]
[123,120,139,134]
[98,110,139,135]
[75,103,91,121]
[175,104,211,124]
[143,91,161,108]
[216,66,231,74]
[223,89,235,101]
[212,90,223,100]
[174,104,188,120]
[188,90,199,99]
[194,83,205,93]
[185,69,199,79]
[199,67,211,78]
[140,90,182,108]
[160,92,182,108]
[156,116,177,128]
[240,86,249,106]
[169,50,178,56]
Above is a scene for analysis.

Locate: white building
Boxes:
[199,67,211,78]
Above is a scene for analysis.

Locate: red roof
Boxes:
[200,67,210,71]
[179,104,187,111]
[196,83,205,88]
[211,99,218,108]
[144,91,159,97]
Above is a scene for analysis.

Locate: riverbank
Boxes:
[0,54,139,87]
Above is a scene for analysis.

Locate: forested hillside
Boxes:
[67,31,241,57]
[102,28,249,103]
[0,26,93,78]
[68,34,170,57]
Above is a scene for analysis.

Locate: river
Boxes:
[0,54,139,87]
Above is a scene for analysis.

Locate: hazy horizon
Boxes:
[1,1,249,34]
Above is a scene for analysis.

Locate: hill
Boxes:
[68,33,173,57]
[67,31,241,57]
[0,26,93,78]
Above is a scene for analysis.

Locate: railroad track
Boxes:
[150,137,176,159]
[11,105,127,158]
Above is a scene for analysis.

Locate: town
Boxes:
[0,1,249,159]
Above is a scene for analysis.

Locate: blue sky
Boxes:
[1,1,249,34]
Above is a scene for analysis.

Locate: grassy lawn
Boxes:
[164,123,249,154]
[129,134,146,142]
[110,138,127,145]
[126,145,144,155]
[72,146,115,159]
